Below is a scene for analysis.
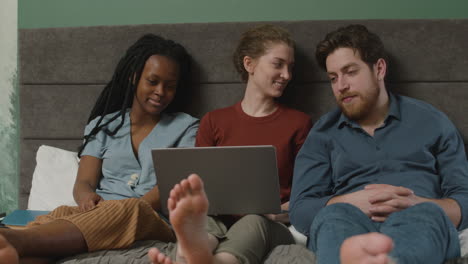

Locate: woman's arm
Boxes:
[73,155,103,212]
[140,185,161,211]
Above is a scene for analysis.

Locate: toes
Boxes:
[360,233,393,255]
[148,247,173,264]
[148,248,160,263]
[170,184,182,202]
[180,179,192,195]
[157,252,166,263]
[171,174,204,202]
[168,197,176,211]
[188,174,204,192]
[374,254,391,264]
[169,188,177,201]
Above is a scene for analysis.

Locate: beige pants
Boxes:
[28,198,175,251]
[167,214,294,264]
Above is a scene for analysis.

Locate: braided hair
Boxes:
[78,34,191,157]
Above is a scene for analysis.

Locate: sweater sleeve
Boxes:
[195,112,216,147]
[80,115,109,158]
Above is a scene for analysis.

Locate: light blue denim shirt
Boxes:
[290,93,468,233]
[81,110,199,200]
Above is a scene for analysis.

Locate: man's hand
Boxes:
[327,184,418,221]
[327,189,382,216]
[328,184,461,226]
[78,192,103,212]
[264,202,290,224]
[366,184,418,222]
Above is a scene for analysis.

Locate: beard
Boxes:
[337,86,380,121]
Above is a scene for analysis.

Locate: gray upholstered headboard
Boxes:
[19,20,468,209]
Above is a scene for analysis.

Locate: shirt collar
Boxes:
[337,91,401,129]
[386,92,401,121]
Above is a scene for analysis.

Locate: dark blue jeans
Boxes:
[309,202,460,264]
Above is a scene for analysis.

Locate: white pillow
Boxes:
[459,228,468,256]
[28,145,79,210]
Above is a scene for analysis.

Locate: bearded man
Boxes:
[290,24,468,264]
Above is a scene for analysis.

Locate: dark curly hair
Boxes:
[315,24,387,71]
[78,34,191,157]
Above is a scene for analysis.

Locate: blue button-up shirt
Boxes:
[290,93,468,234]
[81,110,199,200]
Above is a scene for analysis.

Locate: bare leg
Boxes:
[0,220,87,260]
[340,232,396,264]
[0,234,18,264]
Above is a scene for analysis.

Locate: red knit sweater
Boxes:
[196,102,312,202]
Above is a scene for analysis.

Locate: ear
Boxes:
[374,58,387,81]
[243,56,256,74]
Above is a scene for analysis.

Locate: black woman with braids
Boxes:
[0,34,198,263]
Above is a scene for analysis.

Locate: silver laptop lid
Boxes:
[152,145,281,215]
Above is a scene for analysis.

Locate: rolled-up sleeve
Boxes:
[176,120,199,148]
[290,128,334,235]
[80,117,107,158]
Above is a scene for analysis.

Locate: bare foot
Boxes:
[0,234,19,264]
[148,174,213,264]
[340,233,395,264]
[148,174,214,264]
[171,174,212,264]
[148,247,174,264]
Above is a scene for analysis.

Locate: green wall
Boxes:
[19,0,468,29]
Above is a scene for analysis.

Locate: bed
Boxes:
[19,19,468,263]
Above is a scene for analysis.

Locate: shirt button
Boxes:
[127,180,134,186]
[131,173,139,180]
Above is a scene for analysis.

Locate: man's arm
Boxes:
[365,184,461,226]
[434,119,468,229]
[327,183,460,227]
[418,198,461,227]
[359,117,468,228]
[290,130,334,235]
[327,186,414,218]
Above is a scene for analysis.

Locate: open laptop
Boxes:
[152,145,281,215]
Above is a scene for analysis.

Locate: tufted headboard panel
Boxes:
[19,20,468,208]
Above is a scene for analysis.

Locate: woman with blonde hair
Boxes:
[150,24,312,264]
